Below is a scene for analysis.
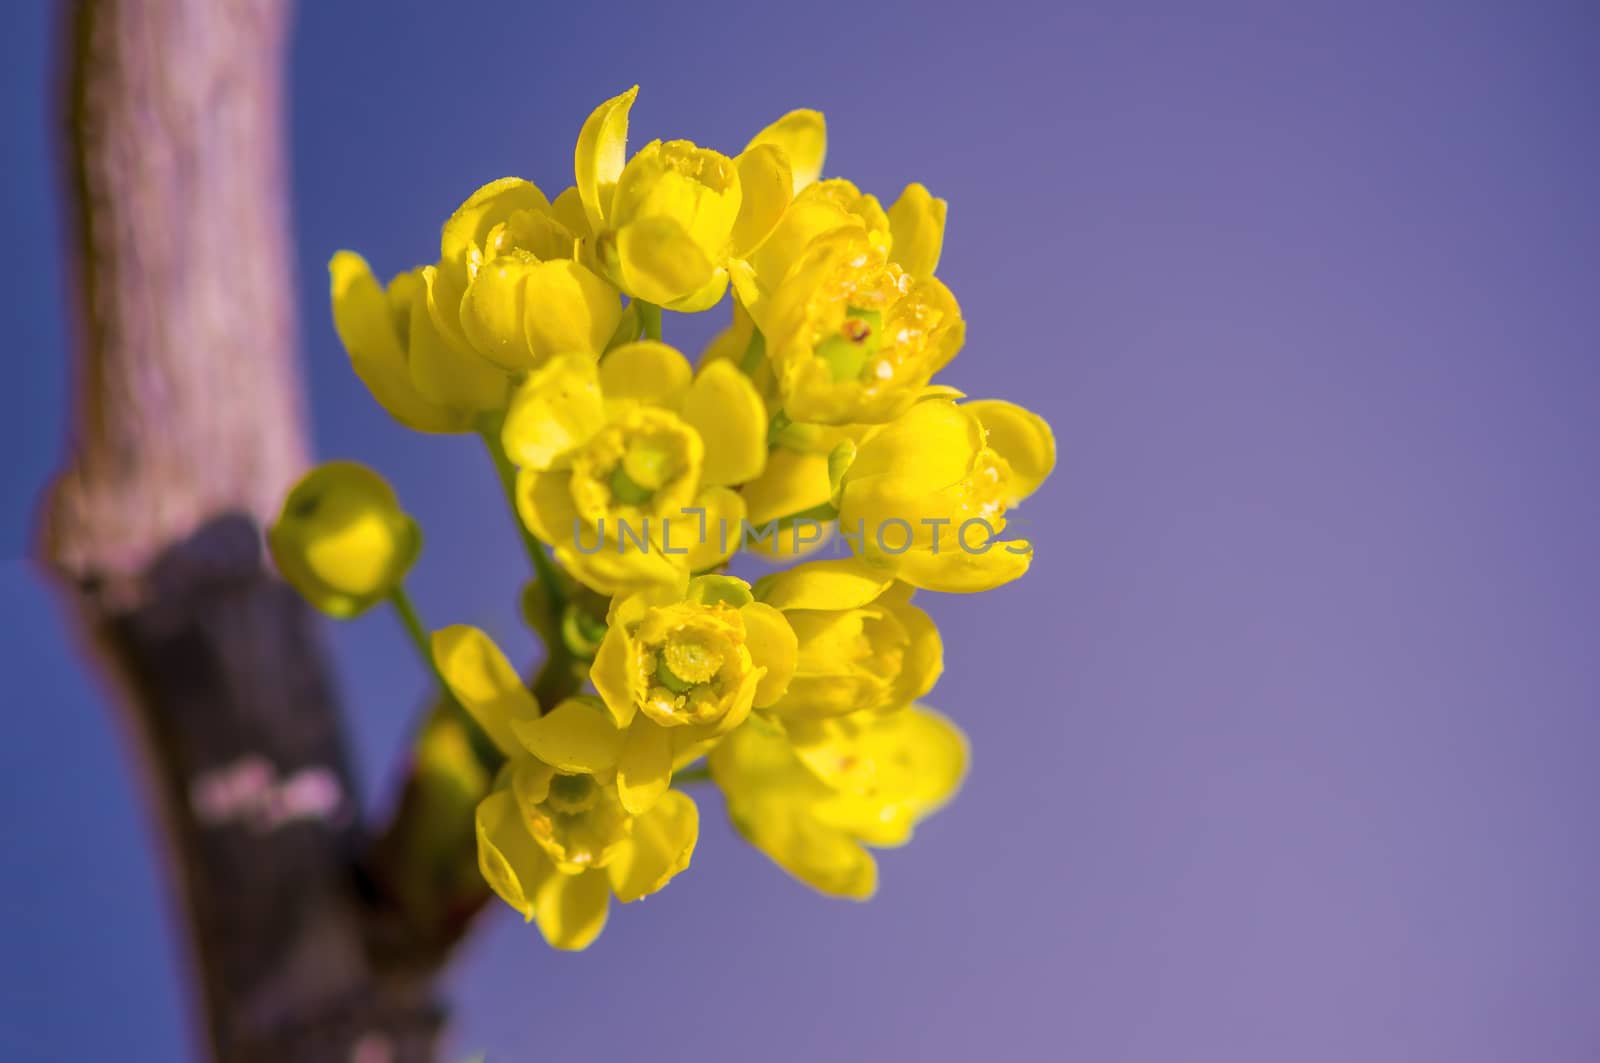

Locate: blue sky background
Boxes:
[4,1,1599,1060]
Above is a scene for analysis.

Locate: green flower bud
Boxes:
[268,461,420,618]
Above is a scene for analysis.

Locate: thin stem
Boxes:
[738,327,766,376]
[767,409,792,445]
[478,423,587,709]
[480,426,566,611]
[636,299,662,341]
[673,765,713,786]
[391,585,504,770]
[390,585,444,690]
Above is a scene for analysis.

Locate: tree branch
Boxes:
[39,1,466,1058]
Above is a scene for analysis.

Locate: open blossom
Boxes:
[710,707,967,899]
[503,345,768,593]
[752,559,942,718]
[591,575,797,810]
[285,87,1058,950]
[836,396,1056,592]
[432,624,701,949]
[427,178,622,371]
[329,253,509,432]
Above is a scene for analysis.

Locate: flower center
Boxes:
[659,634,726,688]
[815,306,882,382]
[485,208,576,264]
[964,447,1011,523]
[544,772,599,815]
[608,437,674,504]
[569,408,701,521]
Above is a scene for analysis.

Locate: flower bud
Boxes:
[268,461,420,618]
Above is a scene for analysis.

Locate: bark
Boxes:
[40,1,475,1058]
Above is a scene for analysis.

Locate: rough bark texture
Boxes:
[40,1,467,1058]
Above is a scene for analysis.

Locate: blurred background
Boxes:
[4,0,1598,1059]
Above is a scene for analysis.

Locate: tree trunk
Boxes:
[40,1,457,1058]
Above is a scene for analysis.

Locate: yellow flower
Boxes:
[885,182,948,280]
[329,252,509,432]
[763,227,965,424]
[575,87,826,311]
[503,344,767,594]
[744,107,828,195]
[431,624,700,950]
[267,461,420,617]
[709,707,966,899]
[591,575,798,811]
[425,177,621,371]
[731,179,946,331]
[476,783,698,950]
[729,177,887,328]
[834,397,1055,592]
[751,559,941,718]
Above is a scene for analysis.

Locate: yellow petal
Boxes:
[792,705,967,845]
[740,601,798,707]
[745,108,827,193]
[329,253,461,433]
[965,399,1056,504]
[422,257,472,353]
[607,790,699,902]
[431,626,537,758]
[738,197,861,320]
[677,485,746,572]
[681,361,768,486]
[886,183,948,279]
[892,539,1034,593]
[501,354,605,470]
[730,144,793,256]
[589,623,640,728]
[663,266,731,313]
[895,706,969,815]
[575,86,636,232]
[740,447,833,526]
[459,256,539,370]
[609,140,743,253]
[610,216,719,307]
[558,533,691,597]
[732,793,877,899]
[754,557,894,611]
[550,185,592,241]
[509,696,624,774]
[686,574,755,608]
[841,400,984,491]
[407,269,508,414]
[617,716,673,813]
[475,789,550,921]
[522,259,623,361]
[885,597,943,705]
[516,468,579,547]
[532,867,610,951]
[599,340,693,409]
[441,177,551,273]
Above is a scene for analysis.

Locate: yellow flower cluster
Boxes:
[269,88,1055,949]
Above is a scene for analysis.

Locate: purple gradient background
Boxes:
[4,1,1598,1059]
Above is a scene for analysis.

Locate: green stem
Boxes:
[480,426,565,615]
[738,327,766,376]
[478,422,587,709]
[767,409,792,445]
[636,300,662,341]
[390,586,504,773]
[672,765,713,786]
[390,584,441,686]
